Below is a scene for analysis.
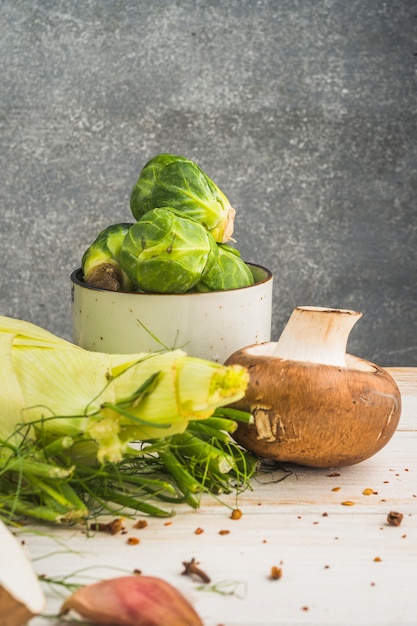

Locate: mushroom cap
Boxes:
[225,343,402,468]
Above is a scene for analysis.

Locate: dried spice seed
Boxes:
[374,557,382,562]
[219,529,230,535]
[269,566,282,580]
[90,517,125,535]
[322,512,328,517]
[332,487,341,492]
[362,488,376,496]
[133,520,148,529]
[195,527,204,535]
[387,511,403,526]
[327,472,341,477]
[341,500,355,506]
[127,537,140,545]
[230,508,242,520]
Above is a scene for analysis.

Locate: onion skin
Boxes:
[225,348,402,468]
[0,586,36,626]
[60,575,203,626]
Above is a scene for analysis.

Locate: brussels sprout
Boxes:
[82,223,134,291]
[120,208,211,293]
[194,240,255,292]
[130,154,235,243]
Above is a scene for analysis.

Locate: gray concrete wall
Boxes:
[1,0,416,365]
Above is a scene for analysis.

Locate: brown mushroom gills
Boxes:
[225,307,401,468]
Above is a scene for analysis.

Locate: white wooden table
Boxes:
[25,368,417,626]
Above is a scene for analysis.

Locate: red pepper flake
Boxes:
[218,529,230,535]
[341,500,355,506]
[195,527,204,535]
[133,519,148,529]
[127,537,140,545]
[332,487,341,492]
[269,566,282,580]
[164,521,173,526]
[230,508,242,520]
[301,606,309,611]
[374,556,382,562]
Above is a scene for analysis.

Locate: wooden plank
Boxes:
[24,368,417,626]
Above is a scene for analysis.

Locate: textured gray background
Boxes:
[1,0,416,365]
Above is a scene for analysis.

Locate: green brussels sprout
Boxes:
[120,208,211,293]
[82,223,134,291]
[130,154,235,243]
[194,240,255,292]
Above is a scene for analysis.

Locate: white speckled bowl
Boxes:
[70,264,273,363]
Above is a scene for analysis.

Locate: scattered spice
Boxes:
[127,537,140,545]
[341,500,355,506]
[327,472,341,477]
[90,517,125,535]
[133,519,148,529]
[301,606,309,612]
[362,488,376,496]
[269,566,282,580]
[195,527,204,535]
[332,487,341,492]
[181,558,211,584]
[230,508,242,520]
[218,529,230,535]
[387,511,403,526]
[164,521,173,526]
[322,512,328,517]
[374,557,382,562]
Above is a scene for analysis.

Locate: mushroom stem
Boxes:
[273,306,362,366]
